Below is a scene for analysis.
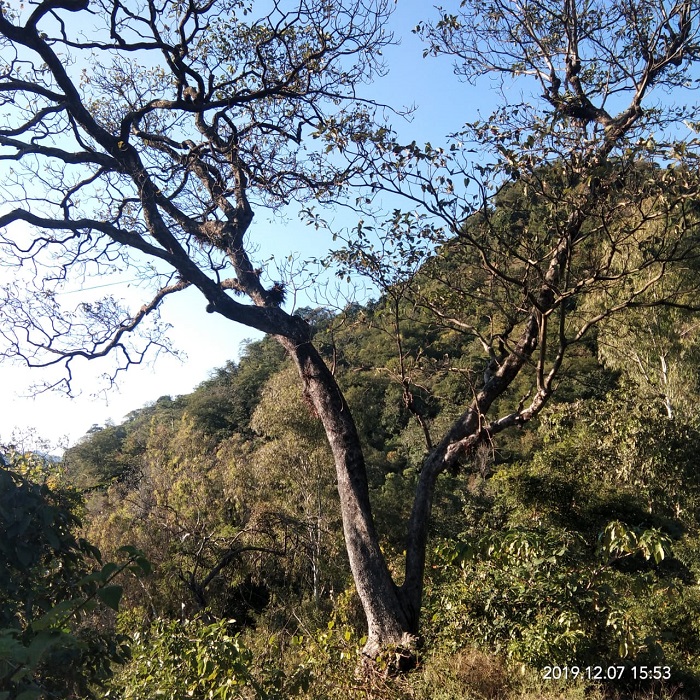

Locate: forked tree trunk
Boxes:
[275,242,564,663]
[274,236,569,665]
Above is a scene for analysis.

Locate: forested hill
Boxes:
[62,286,608,494]
[52,251,700,697]
[6,0,700,694]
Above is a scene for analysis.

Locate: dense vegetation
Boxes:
[2,0,700,697]
[4,247,700,697]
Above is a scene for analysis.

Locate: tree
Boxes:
[83,415,290,621]
[250,366,343,606]
[331,0,700,656]
[0,451,148,698]
[597,288,700,420]
[2,0,700,665]
[63,421,129,488]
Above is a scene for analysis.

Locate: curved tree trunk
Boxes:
[278,336,417,662]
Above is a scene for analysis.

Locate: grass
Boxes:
[285,647,696,700]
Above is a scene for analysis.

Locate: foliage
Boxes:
[3,0,700,674]
[184,339,287,440]
[429,523,672,664]
[50,258,700,693]
[62,423,130,489]
[597,299,700,421]
[530,392,700,523]
[0,453,149,699]
[105,616,255,700]
[423,391,700,693]
[109,613,419,700]
[9,281,700,698]
[83,418,270,621]
[250,366,345,603]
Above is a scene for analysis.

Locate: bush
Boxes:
[0,452,147,699]
[105,616,255,699]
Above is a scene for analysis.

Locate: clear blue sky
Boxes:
[0,1,496,452]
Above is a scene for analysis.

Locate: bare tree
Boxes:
[2,0,700,666]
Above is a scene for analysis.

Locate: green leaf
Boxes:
[31,599,81,631]
[117,544,140,557]
[101,562,120,580]
[76,570,104,587]
[26,630,64,667]
[97,585,123,611]
[652,541,665,564]
[134,556,152,576]
[15,543,35,569]
[0,631,27,662]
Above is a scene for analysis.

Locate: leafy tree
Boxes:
[83,415,286,622]
[0,451,148,698]
[430,522,676,667]
[597,297,700,420]
[183,337,287,438]
[331,0,700,658]
[63,422,130,489]
[2,0,700,664]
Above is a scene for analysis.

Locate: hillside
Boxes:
[43,282,700,699]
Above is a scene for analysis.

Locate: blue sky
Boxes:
[0,2,500,451]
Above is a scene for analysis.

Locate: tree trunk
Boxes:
[277,335,417,664]
[275,282,555,663]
